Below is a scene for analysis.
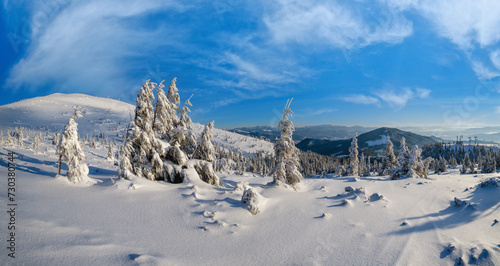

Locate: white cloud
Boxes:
[381,0,500,81]
[342,86,431,109]
[341,94,380,105]
[374,88,414,109]
[471,61,500,80]
[264,0,413,49]
[4,0,186,96]
[383,0,500,49]
[490,50,500,70]
[415,87,431,98]
[309,108,336,116]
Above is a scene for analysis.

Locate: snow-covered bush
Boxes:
[241,187,264,215]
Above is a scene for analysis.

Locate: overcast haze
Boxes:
[2,0,500,129]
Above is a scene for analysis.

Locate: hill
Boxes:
[0,93,274,156]
[297,127,437,156]
[229,124,375,142]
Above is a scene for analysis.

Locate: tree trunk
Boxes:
[58,154,62,175]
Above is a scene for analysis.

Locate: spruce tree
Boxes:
[272,99,303,187]
[122,80,162,180]
[347,134,359,176]
[153,80,174,139]
[461,153,471,174]
[193,121,216,162]
[379,135,397,176]
[58,107,90,183]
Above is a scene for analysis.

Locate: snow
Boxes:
[0,94,499,265]
[365,134,388,146]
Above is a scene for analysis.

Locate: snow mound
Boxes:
[241,187,265,215]
[478,177,499,188]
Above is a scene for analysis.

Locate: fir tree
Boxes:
[193,121,216,162]
[379,135,397,176]
[107,142,114,161]
[272,99,303,187]
[58,107,90,183]
[392,137,411,179]
[153,80,175,139]
[171,95,197,155]
[461,153,471,174]
[123,80,162,180]
[347,134,359,176]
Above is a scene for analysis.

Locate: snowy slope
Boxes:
[0,94,499,265]
[0,93,273,156]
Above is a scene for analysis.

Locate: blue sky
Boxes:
[2,0,500,129]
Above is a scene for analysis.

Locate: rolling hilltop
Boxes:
[297,127,438,156]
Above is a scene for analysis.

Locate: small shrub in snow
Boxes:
[344,186,354,193]
[453,197,467,207]
[235,181,250,192]
[241,188,263,215]
[368,193,384,201]
[335,165,345,176]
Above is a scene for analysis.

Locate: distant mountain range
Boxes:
[229,124,376,142]
[296,127,438,156]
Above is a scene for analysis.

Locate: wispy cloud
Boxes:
[309,108,337,116]
[373,88,414,109]
[341,86,431,109]
[382,0,500,81]
[264,0,413,49]
[4,0,187,98]
[471,61,500,80]
[341,94,380,105]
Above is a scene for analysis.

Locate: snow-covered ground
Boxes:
[0,93,274,156]
[0,94,499,265]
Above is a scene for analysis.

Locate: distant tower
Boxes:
[474,136,478,145]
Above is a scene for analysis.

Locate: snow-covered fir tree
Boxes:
[272,99,303,187]
[167,77,181,110]
[193,121,216,162]
[122,79,162,180]
[347,134,359,176]
[171,95,197,155]
[392,137,411,179]
[461,153,471,174]
[379,135,397,176]
[436,156,448,174]
[119,78,222,187]
[58,107,90,183]
[481,150,496,173]
[107,142,114,161]
[6,130,12,144]
[33,132,42,150]
[153,80,175,139]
